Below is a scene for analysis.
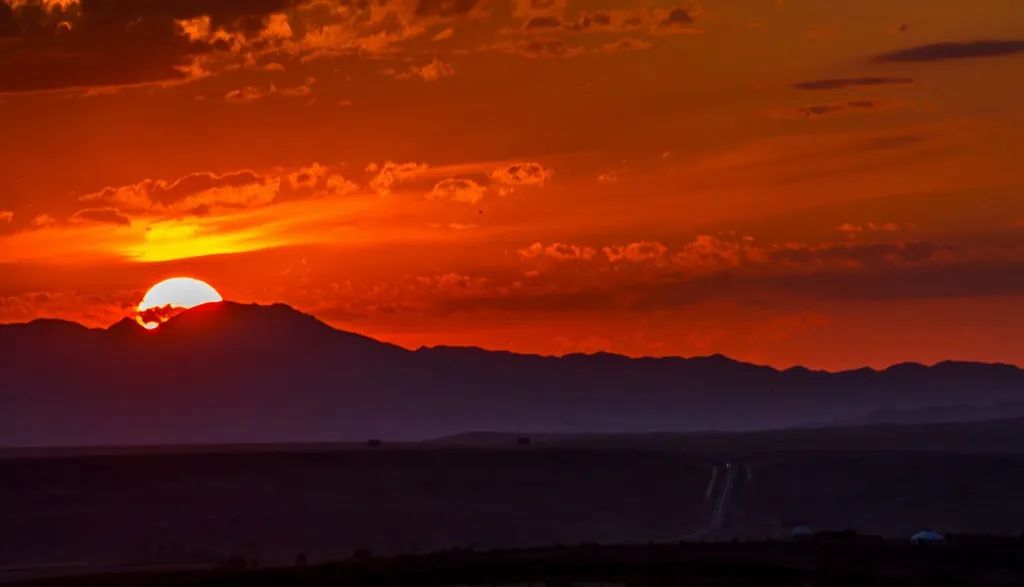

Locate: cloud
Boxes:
[792,76,913,90]
[367,161,429,195]
[660,7,693,27]
[487,38,584,58]
[777,100,882,118]
[768,241,948,268]
[672,235,760,270]
[574,11,613,31]
[429,222,477,230]
[0,0,289,94]
[226,77,316,102]
[0,288,141,329]
[513,0,568,18]
[514,235,948,274]
[875,40,1024,62]
[283,162,357,197]
[603,241,667,263]
[30,213,56,228]
[415,0,481,18]
[225,86,263,103]
[525,16,561,30]
[519,241,596,261]
[490,162,553,186]
[837,221,900,235]
[427,178,486,204]
[70,207,131,226]
[0,210,11,223]
[0,0,487,94]
[601,37,654,53]
[271,76,315,97]
[82,169,269,211]
[393,58,454,81]
[432,27,454,41]
[79,164,355,217]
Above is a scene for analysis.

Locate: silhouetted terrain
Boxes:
[1,449,711,571]
[435,416,1024,453]
[11,540,1024,587]
[3,302,1023,446]
[6,441,1024,574]
[848,402,1024,425]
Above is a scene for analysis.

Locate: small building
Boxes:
[911,530,945,545]
[517,436,531,446]
[367,438,383,447]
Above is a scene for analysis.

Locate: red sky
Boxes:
[1,0,1023,370]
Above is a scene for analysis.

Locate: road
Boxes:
[686,460,742,541]
[708,462,739,534]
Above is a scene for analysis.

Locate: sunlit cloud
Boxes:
[427,178,487,204]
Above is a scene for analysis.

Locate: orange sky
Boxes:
[1,0,1023,370]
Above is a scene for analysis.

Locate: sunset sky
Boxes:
[1,0,1023,370]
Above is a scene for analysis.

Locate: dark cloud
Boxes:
[768,241,948,267]
[578,12,611,29]
[0,0,292,93]
[491,162,554,185]
[70,207,131,226]
[660,8,692,27]
[601,37,654,53]
[489,38,582,58]
[525,16,560,30]
[414,0,480,18]
[875,40,1024,62]
[793,76,913,90]
[137,303,188,326]
[0,2,17,38]
[437,250,1024,316]
[796,100,878,118]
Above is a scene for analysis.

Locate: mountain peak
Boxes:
[3,304,1024,445]
[104,301,329,333]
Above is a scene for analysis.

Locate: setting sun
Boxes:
[136,277,223,329]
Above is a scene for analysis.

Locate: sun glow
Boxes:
[136,277,223,329]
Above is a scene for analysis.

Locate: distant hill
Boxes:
[845,402,1024,426]
[432,416,1024,454]
[2,302,1023,446]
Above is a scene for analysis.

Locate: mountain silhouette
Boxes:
[2,301,1022,446]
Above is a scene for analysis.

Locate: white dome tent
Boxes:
[790,525,814,539]
[910,530,945,545]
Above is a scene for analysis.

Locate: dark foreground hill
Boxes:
[2,301,1023,446]
[8,532,1024,587]
[6,446,1024,576]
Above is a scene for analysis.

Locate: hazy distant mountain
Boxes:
[845,402,1024,426]
[2,302,1022,446]
[432,416,1024,454]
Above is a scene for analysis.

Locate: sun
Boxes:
[136,277,223,329]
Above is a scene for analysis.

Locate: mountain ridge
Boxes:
[2,301,1022,446]
[5,301,1017,375]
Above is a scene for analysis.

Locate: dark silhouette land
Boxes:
[3,301,1022,446]
[4,302,1024,584]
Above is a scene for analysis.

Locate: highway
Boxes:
[687,460,743,540]
[708,462,739,534]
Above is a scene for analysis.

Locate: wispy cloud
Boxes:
[875,40,1024,62]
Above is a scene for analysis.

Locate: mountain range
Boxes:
[2,301,1022,446]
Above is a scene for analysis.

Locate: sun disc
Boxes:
[136,277,223,329]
